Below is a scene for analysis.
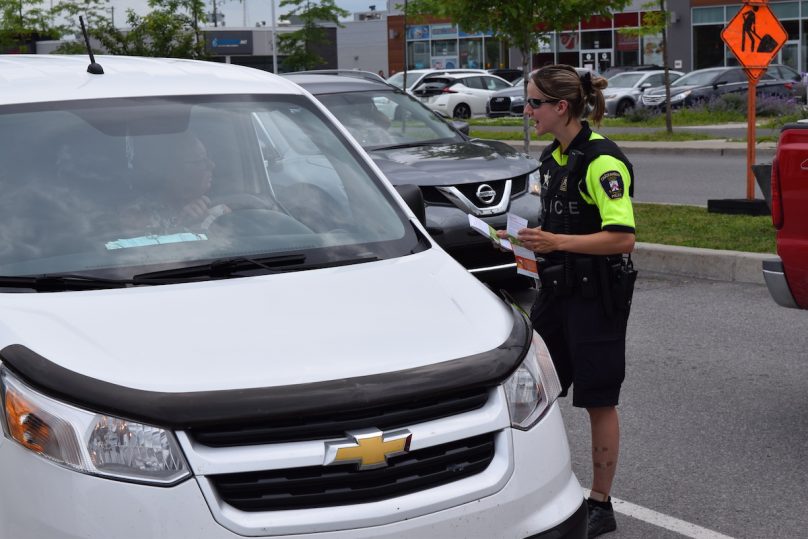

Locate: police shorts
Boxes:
[530,288,627,408]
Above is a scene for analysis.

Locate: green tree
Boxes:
[90,0,206,58]
[278,0,348,72]
[0,0,57,52]
[405,0,632,151]
[619,1,674,133]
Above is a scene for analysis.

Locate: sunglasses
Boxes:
[526,97,560,108]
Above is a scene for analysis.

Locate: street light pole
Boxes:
[271,0,278,73]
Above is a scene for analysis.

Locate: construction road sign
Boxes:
[722,1,787,79]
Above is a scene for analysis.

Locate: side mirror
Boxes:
[394,184,426,226]
[451,120,470,135]
[639,83,652,91]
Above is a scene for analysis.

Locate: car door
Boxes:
[455,76,490,114]
[715,69,747,98]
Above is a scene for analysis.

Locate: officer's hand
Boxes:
[517,227,558,253]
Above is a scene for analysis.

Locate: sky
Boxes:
[107,0,384,28]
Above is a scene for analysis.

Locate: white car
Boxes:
[386,68,487,94]
[0,55,586,538]
[603,69,683,116]
[414,72,514,118]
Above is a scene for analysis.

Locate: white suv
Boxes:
[414,72,513,118]
[0,55,586,538]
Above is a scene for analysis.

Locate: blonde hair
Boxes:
[530,64,608,126]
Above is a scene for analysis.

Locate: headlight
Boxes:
[527,170,542,196]
[670,91,690,102]
[603,93,617,100]
[503,332,562,430]
[0,367,189,486]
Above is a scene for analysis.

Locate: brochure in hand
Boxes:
[467,213,538,278]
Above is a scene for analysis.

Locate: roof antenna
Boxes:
[79,16,104,75]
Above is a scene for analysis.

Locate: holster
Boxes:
[598,256,638,315]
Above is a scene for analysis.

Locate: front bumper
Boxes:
[762,258,800,308]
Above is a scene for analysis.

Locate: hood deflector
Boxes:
[0,306,530,429]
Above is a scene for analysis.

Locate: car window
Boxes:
[608,73,645,88]
[317,90,463,150]
[672,70,725,87]
[463,77,486,90]
[717,70,745,84]
[643,74,664,87]
[484,77,511,91]
[0,96,417,278]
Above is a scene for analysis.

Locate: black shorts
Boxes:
[530,288,628,408]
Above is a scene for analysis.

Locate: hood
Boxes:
[368,140,537,186]
[0,248,514,393]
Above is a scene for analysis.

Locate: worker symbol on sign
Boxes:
[722,3,787,74]
[742,7,759,51]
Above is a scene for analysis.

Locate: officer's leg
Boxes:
[587,405,619,498]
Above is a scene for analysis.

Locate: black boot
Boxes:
[587,497,617,538]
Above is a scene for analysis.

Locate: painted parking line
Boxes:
[584,490,735,539]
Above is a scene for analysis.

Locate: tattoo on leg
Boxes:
[593,461,615,469]
[593,446,610,453]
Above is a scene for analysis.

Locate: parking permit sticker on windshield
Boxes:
[105,233,208,250]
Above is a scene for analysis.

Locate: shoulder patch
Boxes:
[599,170,624,199]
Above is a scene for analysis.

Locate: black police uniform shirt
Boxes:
[538,122,635,267]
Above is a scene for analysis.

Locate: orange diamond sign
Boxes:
[722,1,787,79]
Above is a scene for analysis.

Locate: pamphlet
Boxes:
[467,213,538,278]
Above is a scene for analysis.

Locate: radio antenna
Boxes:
[79,16,104,75]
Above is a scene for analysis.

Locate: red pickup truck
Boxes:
[763,122,808,308]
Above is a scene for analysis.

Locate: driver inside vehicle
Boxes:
[122,131,231,234]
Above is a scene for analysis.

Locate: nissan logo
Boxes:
[476,184,496,204]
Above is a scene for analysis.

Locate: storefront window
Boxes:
[771,1,799,19]
[430,39,458,69]
[641,34,663,65]
[615,31,639,66]
[407,41,430,70]
[485,38,502,69]
[459,39,483,68]
[692,7,724,24]
[693,24,725,69]
[580,30,612,50]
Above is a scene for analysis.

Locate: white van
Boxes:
[0,55,586,538]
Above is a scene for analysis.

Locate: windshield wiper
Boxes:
[0,274,143,292]
[370,141,444,151]
[133,254,308,281]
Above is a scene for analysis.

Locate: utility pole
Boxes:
[271,0,278,73]
[213,0,218,28]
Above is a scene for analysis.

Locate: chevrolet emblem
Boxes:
[324,428,412,470]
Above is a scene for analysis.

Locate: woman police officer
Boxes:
[498,64,636,538]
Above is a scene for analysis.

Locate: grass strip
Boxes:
[634,203,775,253]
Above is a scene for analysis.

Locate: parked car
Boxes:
[0,55,586,538]
[767,63,807,99]
[763,121,808,309]
[283,72,542,281]
[412,72,513,118]
[603,69,683,116]
[487,68,591,118]
[387,68,487,94]
[640,66,797,109]
[487,68,523,82]
[601,64,663,79]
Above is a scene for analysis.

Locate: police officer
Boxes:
[500,64,636,538]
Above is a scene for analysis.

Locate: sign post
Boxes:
[720,0,787,208]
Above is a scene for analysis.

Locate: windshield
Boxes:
[316,90,463,150]
[672,70,720,87]
[0,95,420,281]
[607,73,646,88]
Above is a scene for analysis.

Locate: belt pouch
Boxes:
[574,257,598,299]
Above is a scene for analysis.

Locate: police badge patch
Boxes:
[599,171,624,199]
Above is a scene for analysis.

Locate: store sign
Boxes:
[431,24,458,39]
[407,25,429,40]
[206,31,253,55]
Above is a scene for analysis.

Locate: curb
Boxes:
[632,242,772,285]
